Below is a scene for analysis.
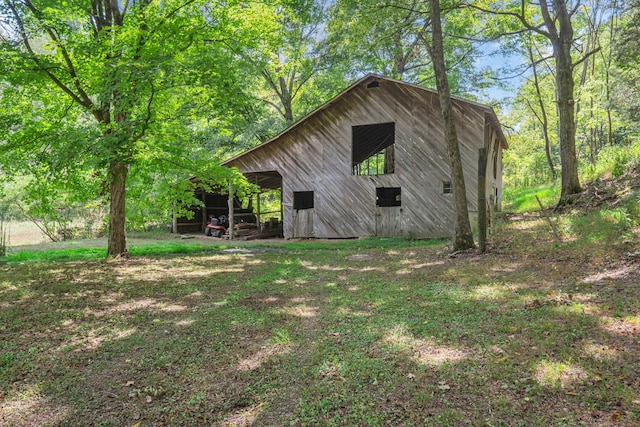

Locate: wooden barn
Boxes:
[223,74,507,239]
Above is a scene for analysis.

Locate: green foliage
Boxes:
[325,0,486,95]
[216,0,337,130]
[0,0,271,242]
[258,189,282,222]
[495,0,640,199]
[579,138,640,182]
[603,207,637,229]
[613,1,640,125]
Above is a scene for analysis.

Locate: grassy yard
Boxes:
[1,215,639,426]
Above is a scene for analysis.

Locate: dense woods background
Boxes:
[1,0,639,250]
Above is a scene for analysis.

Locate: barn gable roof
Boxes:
[223,73,507,167]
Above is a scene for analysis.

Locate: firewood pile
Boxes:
[231,221,283,240]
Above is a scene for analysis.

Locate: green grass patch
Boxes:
[0,241,222,264]
[503,182,560,212]
[3,245,109,263]
[0,236,442,265]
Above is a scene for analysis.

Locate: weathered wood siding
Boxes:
[489,125,504,210]
[482,118,504,214]
[376,206,402,236]
[227,78,493,239]
[293,208,314,238]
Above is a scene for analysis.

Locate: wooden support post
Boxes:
[280,189,284,227]
[201,191,207,231]
[478,148,488,253]
[228,182,234,240]
[256,192,262,230]
[172,204,178,234]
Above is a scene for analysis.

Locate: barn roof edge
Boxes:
[222,74,506,166]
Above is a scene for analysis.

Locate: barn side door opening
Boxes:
[233,170,283,239]
[293,191,314,238]
[375,187,402,236]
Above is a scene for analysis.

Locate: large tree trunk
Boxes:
[554,36,581,203]
[278,76,294,122]
[107,161,129,258]
[262,70,295,122]
[429,0,475,251]
[545,0,581,205]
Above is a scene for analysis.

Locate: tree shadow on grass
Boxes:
[246,244,639,426]
[0,236,638,426]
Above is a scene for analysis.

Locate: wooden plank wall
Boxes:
[227,79,491,239]
[483,120,504,214]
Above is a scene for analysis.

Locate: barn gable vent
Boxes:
[367,81,380,88]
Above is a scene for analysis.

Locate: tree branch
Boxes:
[23,0,95,109]
[259,98,285,117]
[6,1,93,110]
[461,1,551,38]
[537,0,559,41]
[525,97,544,125]
[572,46,602,70]
[290,69,316,101]
[15,201,59,242]
[130,81,156,144]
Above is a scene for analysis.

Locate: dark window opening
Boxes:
[367,81,380,88]
[293,191,314,210]
[352,122,395,176]
[376,187,401,207]
[443,181,452,194]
